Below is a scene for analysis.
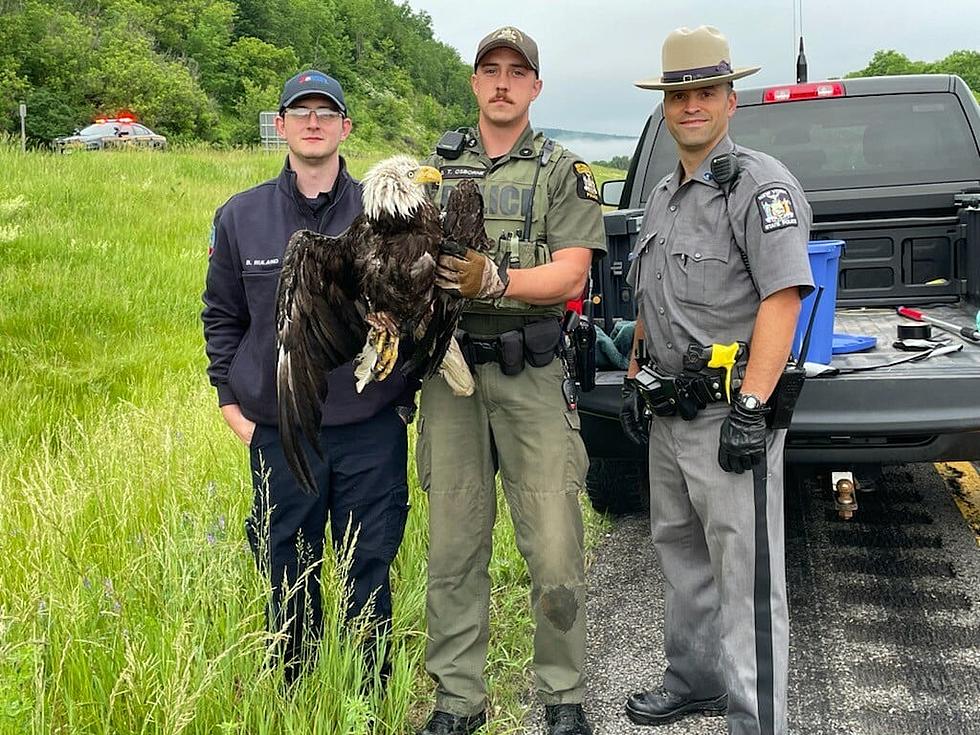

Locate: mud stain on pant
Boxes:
[541,585,579,633]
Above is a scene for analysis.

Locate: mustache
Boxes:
[491,96,513,103]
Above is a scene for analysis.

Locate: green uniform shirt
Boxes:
[427,125,606,333]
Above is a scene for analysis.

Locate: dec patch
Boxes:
[573,162,600,203]
[756,187,799,233]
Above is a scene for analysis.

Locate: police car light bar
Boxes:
[763,81,845,103]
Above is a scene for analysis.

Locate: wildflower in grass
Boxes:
[0,224,20,242]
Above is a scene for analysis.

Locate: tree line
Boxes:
[0,0,478,147]
[847,49,980,103]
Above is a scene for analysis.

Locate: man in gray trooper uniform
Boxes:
[416,25,606,735]
[619,26,814,735]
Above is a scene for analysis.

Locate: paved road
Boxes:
[529,463,980,734]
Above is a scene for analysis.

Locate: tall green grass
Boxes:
[0,143,614,734]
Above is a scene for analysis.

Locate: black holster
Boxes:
[767,365,806,429]
[572,318,597,392]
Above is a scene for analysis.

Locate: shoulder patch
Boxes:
[755,187,799,233]
[572,161,600,203]
[208,223,216,258]
[439,165,486,180]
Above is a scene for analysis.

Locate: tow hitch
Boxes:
[832,470,858,520]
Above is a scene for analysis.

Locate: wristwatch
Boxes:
[736,392,764,410]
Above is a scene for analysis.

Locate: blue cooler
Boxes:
[792,240,844,364]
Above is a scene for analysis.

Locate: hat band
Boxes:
[661,60,733,84]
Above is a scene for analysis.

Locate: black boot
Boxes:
[418,710,487,735]
[625,687,727,726]
[545,704,593,735]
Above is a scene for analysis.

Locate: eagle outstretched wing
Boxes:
[275,221,371,490]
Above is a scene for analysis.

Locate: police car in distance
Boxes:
[52,114,167,153]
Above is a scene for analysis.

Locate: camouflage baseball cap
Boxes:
[474,26,539,74]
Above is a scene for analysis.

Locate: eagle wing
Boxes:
[276,220,371,491]
[408,178,492,379]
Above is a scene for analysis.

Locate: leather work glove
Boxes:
[435,248,509,299]
[718,395,769,474]
[620,377,651,446]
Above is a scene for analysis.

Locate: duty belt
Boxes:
[634,364,737,421]
[457,318,562,376]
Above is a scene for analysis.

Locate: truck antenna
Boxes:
[796,36,808,84]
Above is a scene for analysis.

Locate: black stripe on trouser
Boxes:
[752,453,775,735]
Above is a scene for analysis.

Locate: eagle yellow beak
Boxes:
[413,165,443,185]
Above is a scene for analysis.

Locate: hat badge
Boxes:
[494,27,522,42]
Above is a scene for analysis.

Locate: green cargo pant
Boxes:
[416,358,589,716]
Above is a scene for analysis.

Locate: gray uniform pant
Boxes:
[647,403,788,735]
[416,360,589,716]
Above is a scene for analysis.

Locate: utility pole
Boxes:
[19,103,26,152]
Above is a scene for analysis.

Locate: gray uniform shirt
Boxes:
[627,135,815,374]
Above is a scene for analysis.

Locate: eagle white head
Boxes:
[361,154,443,222]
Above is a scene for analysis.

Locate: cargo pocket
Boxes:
[380,487,410,562]
[562,409,589,493]
[414,415,432,493]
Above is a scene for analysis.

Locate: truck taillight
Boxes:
[763,81,845,103]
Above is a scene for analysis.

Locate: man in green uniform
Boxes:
[416,25,606,735]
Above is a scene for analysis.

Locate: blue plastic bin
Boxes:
[792,240,844,364]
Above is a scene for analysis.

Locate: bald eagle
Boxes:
[275,154,490,491]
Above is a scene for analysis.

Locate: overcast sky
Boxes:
[405,0,979,136]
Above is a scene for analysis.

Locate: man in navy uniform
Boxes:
[202,70,416,683]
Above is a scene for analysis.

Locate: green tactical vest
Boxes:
[430,128,565,321]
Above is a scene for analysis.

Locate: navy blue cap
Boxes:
[279,70,347,116]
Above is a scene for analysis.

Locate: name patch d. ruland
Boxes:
[756,187,798,233]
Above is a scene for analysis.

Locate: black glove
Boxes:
[718,397,769,474]
[620,377,650,446]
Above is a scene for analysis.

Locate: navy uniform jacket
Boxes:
[202,157,416,427]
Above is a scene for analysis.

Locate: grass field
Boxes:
[0,142,621,734]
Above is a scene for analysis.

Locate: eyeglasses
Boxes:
[282,108,344,121]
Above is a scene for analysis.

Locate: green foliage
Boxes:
[848,49,980,103]
[593,155,631,171]
[0,0,476,147]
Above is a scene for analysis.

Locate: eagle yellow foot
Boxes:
[354,313,400,392]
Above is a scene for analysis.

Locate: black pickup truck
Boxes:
[582,74,980,514]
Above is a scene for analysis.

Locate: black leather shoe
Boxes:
[418,710,487,735]
[625,687,727,726]
[545,704,593,735]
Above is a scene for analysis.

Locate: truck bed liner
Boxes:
[833,303,980,373]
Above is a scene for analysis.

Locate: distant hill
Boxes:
[539,127,637,141]
[539,128,637,167]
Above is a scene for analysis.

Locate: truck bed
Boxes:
[584,301,980,465]
[830,303,980,372]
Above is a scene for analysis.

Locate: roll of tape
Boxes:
[897,323,931,339]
